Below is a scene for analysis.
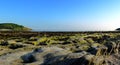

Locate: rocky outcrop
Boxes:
[19,46,120,65]
[20,47,88,65]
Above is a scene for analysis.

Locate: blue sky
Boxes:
[0,0,120,31]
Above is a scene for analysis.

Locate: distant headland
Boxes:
[0,23,32,31]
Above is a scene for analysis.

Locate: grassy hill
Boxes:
[0,23,32,31]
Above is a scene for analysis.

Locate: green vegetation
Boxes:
[0,23,31,31]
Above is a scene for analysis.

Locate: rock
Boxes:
[71,54,94,65]
[20,47,88,65]
[21,53,36,63]
[43,51,88,65]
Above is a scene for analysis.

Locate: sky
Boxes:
[0,0,120,31]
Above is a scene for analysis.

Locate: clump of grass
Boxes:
[79,38,88,44]
[47,40,56,45]
[31,41,39,46]
[38,37,49,45]
[28,37,38,41]
[86,38,94,44]
[80,45,90,51]
[91,43,101,48]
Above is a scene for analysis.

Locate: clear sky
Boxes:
[0,0,120,31]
